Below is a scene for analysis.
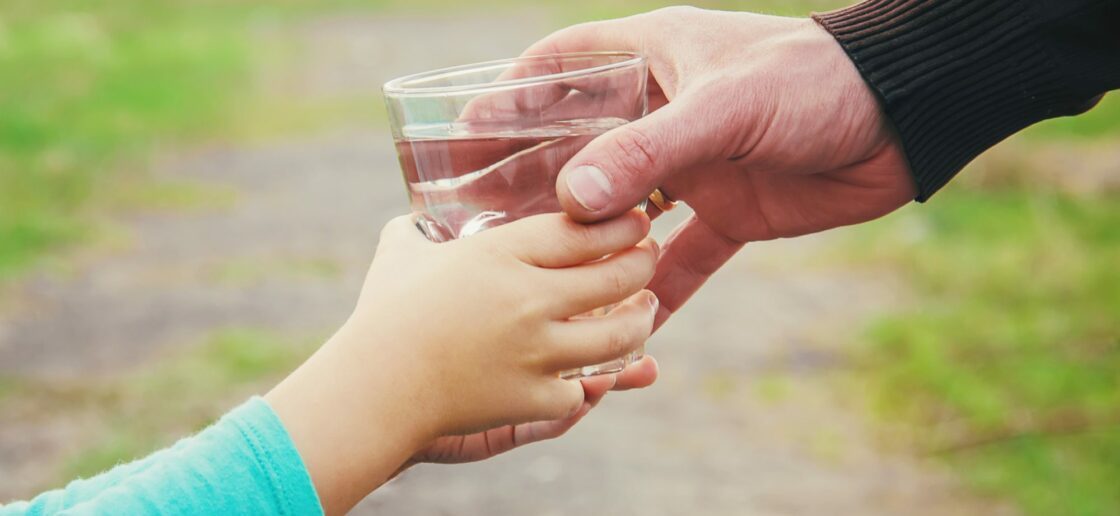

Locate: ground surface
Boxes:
[0,12,1013,515]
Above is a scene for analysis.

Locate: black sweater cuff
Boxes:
[812,0,1119,201]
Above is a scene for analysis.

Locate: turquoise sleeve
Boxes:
[1,397,322,516]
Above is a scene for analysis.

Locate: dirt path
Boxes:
[0,11,1012,515]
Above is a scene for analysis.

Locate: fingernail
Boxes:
[566,165,612,211]
[646,238,661,259]
[647,292,659,315]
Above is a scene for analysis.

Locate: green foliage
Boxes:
[0,2,252,280]
[843,187,1120,516]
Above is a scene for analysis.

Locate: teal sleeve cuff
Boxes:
[230,397,323,516]
[0,397,323,516]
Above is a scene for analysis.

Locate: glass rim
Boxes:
[382,51,646,97]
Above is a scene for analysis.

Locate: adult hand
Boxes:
[523,7,917,325]
[393,356,657,476]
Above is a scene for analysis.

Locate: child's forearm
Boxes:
[265,322,433,516]
[1,327,428,516]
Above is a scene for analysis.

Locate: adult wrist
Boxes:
[811,0,1096,201]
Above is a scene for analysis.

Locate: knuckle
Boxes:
[532,27,575,56]
[522,350,550,380]
[639,254,658,283]
[619,209,648,237]
[651,5,701,19]
[553,21,596,41]
[377,218,397,237]
[478,232,528,265]
[526,386,554,418]
[608,125,660,180]
[604,325,638,359]
[509,295,541,329]
[564,391,583,417]
[510,275,549,319]
[636,301,657,334]
[374,216,421,257]
[536,384,578,420]
[631,246,657,279]
[560,385,583,417]
[604,262,632,300]
[376,216,407,243]
[537,21,610,56]
[520,290,551,320]
[561,219,597,256]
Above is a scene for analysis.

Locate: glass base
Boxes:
[559,347,644,380]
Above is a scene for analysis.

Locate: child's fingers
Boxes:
[377,214,435,250]
[579,373,618,406]
[610,355,659,391]
[530,377,586,422]
[543,290,657,371]
[541,238,658,317]
[479,209,650,268]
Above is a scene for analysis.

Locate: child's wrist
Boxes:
[268,327,436,514]
[325,323,442,445]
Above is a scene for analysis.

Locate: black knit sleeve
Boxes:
[812,0,1120,201]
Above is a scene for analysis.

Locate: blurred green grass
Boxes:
[3,0,1118,513]
[840,185,1120,515]
[0,1,253,280]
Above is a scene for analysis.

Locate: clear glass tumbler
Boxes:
[383,52,648,379]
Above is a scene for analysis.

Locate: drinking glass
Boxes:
[383,52,648,379]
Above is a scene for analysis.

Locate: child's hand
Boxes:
[395,356,658,474]
[267,209,658,515]
[352,209,658,435]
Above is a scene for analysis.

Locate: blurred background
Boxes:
[0,1,1115,515]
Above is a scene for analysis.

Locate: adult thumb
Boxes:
[557,99,717,223]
